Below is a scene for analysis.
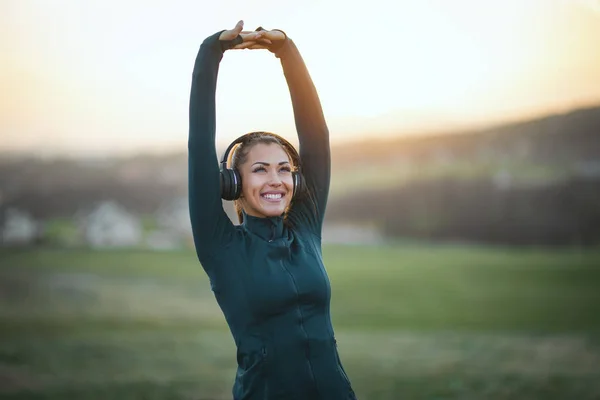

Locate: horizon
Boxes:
[3,102,598,161]
[2,0,600,157]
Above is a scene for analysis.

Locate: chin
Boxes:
[260,205,288,217]
[255,195,290,217]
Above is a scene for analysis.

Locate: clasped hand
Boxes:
[219,20,285,50]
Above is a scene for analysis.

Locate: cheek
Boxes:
[242,174,263,196]
[282,176,295,200]
[283,175,295,190]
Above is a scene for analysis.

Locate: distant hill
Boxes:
[1,105,599,245]
[325,105,600,246]
[333,105,600,165]
[328,105,600,196]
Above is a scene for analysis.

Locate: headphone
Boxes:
[219,132,305,201]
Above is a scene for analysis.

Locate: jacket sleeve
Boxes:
[188,31,238,258]
[276,37,331,237]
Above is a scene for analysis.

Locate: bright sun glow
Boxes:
[1,0,599,155]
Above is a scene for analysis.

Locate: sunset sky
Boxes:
[1,0,600,156]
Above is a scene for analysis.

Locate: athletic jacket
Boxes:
[188,30,356,400]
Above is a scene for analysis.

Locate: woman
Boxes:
[188,20,357,400]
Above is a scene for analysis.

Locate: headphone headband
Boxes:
[220,131,300,171]
[219,136,245,168]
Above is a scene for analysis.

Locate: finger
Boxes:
[260,30,286,41]
[219,20,244,41]
[233,20,244,34]
[240,31,264,42]
[232,41,269,50]
[232,41,257,49]
[240,29,267,35]
[231,43,251,50]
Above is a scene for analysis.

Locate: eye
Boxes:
[252,166,266,173]
[279,166,292,173]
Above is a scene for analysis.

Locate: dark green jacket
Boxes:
[188,30,356,400]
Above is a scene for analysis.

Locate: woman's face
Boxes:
[239,143,294,219]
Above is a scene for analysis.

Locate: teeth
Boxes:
[263,193,282,200]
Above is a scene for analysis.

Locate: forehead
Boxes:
[246,143,290,163]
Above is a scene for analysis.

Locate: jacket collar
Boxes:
[241,210,286,242]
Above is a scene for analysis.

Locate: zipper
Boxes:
[262,346,270,398]
[279,258,319,397]
[269,223,275,242]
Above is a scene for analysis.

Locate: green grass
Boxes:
[1,245,600,399]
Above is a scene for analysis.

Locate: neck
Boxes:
[242,210,284,221]
[241,210,286,241]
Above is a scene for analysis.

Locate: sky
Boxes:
[1,0,600,157]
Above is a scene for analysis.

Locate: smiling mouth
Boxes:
[261,193,284,202]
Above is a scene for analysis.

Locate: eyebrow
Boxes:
[251,161,290,167]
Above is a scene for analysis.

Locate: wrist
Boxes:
[201,30,243,53]
[270,29,291,59]
[219,33,243,52]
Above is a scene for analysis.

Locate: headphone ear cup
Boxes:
[220,168,242,201]
[231,169,242,200]
[292,171,305,198]
[220,169,232,200]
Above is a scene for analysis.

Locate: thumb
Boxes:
[233,20,244,35]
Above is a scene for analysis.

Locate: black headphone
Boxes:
[219,132,305,201]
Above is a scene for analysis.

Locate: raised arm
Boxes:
[280,36,330,235]
[188,22,263,258]
[243,29,330,235]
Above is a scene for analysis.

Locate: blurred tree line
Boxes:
[1,106,599,246]
[325,106,600,246]
[326,176,599,246]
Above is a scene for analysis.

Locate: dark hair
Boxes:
[229,132,301,224]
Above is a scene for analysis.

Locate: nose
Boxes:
[267,170,282,186]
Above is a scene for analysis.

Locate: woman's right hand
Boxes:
[219,20,272,49]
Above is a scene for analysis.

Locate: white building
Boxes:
[78,201,142,248]
[144,197,196,250]
[1,208,38,246]
[155,197,192,237]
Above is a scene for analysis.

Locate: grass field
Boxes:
[1,244,600,399]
